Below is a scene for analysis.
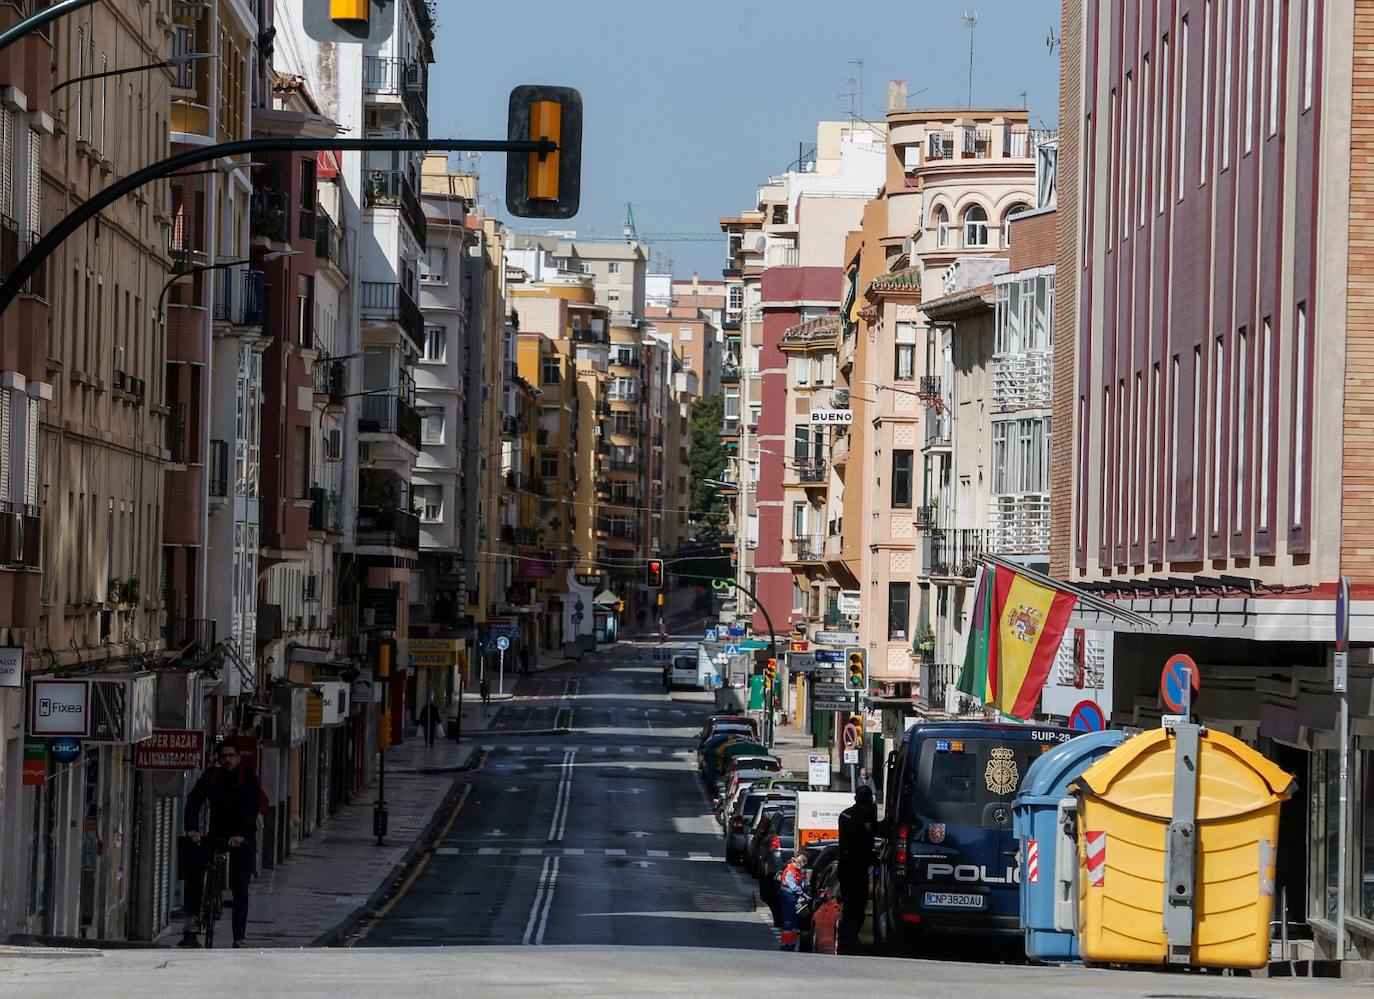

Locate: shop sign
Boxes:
[22,737,45,785]
[808,409,853,425]
[362,588,398,631]
[517,556,554,580]
[49,737,81,763]
[838,591,861,616]
[135,729,205,771]
[288,689,307,745]
[410,638,459,668]
[0,646,21,688]
[319,681,349,726]
[307,691,325,728]
[352,669,375,704]
[29,679,90,737]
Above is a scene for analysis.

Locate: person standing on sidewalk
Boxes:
[418,701,442,747]
[835,785,878,955]
[778,852,809,951]
[180,741,261,948]
[480,674,491,708]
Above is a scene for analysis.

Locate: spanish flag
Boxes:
[957,564,1077,720]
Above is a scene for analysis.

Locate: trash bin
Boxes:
[1074,726,1295,969]
[1012,729,1125,964]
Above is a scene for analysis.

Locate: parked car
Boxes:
[697,714,759,744]
[719,768,783,826]
[745,800,796,875]
[697,731,753,778]
[726,789,793,865]
[756,812,798,911]
[713,755,780,804]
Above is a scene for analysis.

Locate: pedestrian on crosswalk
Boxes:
[480,675,491,709]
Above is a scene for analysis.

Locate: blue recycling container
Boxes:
[1012,729,1125,964]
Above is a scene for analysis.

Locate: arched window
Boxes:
[1002,203,1030,246]
[963,205,989,247]
[935,206,950,248]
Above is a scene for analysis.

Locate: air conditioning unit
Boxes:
[326,427,343,460]
[258,713,280,744]
[113,345,126,389]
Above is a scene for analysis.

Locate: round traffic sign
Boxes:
[842,723,858,749]
[1069,700,1106,732]
[1160,653,1200,713]
[496,636,510,652]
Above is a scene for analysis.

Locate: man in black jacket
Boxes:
[836,785,878,954]
[180,740,260,948]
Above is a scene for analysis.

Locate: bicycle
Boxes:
[199,849,229,948]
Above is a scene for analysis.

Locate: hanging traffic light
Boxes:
[645,558,664,589]
[764,658,777,685]
[849,713,864,749]
[844,645,866,693]
[506,86,583,219]
[305,0,395,42]
[372,637,396,680]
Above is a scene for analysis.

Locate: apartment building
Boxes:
[1054,0,1368,957]
[840,92,1041,731]
[504,233,648,321]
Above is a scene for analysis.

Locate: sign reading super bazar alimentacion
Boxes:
[134,729,205,771]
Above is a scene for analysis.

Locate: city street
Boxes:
[355,639,777,949]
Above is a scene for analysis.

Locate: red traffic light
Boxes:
[646,559,663,588]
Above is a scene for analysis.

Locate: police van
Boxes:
[874,720,1074,954]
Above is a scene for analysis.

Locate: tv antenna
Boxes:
[1047,26,1061,54]
[840,58,865,119]
[963,11,978,107]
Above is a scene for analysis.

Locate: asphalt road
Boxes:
[358,638,777,949]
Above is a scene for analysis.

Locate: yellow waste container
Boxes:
[1075,726,1294,969]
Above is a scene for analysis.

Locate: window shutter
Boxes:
[0,108,12,222]
[26,128,40,235]
[23,396,37,506]
[0,388,10,503]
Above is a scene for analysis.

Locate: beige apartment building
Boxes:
[841,91,1042,727]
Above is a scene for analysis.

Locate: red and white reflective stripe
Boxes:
[1026,839,1040,884]
[1085,830,1106,887]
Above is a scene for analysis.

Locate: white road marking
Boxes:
[521,855,559,946]
[547,749,577,843]
[561,848,585,856]
[436,847,461,856]
[520,847,543,856]
[603,848,627,856]
[647,850,669,858]
[478,847,500,856]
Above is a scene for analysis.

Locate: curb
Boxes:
[310,746,478,948]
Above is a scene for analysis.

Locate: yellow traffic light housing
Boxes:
[305,0,395,42]
[844,645,866,693]
[506,85,582,219]
[850,714,864,749]
[330,0,367,20]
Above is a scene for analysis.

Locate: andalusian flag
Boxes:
[957,564,1077,720]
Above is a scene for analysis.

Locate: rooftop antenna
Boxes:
[1047,26,1061,54]
[963,11,978,107]
[840,58,865,119]
[1018,90,1028,108]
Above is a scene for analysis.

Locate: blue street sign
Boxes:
[728,623,746,637]
[496,636,510,652]
[725,643,740,656]
[704,629,718,642]
[814,649,844,664]
[50,737,81,763]
[1069,700,1106,732]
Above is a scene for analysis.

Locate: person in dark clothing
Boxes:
[418,702,442,747]
[181,740,260,948]
[836,785,878,955]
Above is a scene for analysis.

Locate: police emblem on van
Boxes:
[984,747,1019,794]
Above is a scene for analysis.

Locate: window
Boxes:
[1169,355,1180,536]
[1268,0,1282,136]
[294,426,310,498]
[793,579,806,613]
[76,28,85,141]
[1201,1,1212,184]
[1223,0,1234,169]
[1259,318,1273,529]
[541,357,561,385]
[992,422,1009,494]
[794,425,810,462]
[1179,15,1191,194]
[1002,203,1030,247]
[795,355,811,385]
[888,582,911,641]
[894,321,918,380]
[1303,0,1316,110]
[935,206,950,247]
[892,449,914,508]
[414,484,442,522]
[792,502,807,539]
[1192,345,1202,534]
[748,403,761,427]
[1158,34,1170,211]
[728,284,743,311]
[609,261,621,274]
[540,452,559,478]
[1295,303,1308,526]
[98,55,107,152]
[608,291,621,303]
[1245,0,1257,153]
[423,326,446,363]
[1234,327,1248,523]
[1212,335,1225,533]
[296,273,314,348]
[1123,70,1133,238]
[420,246,448,283]
[422,409,445,444]
[963,205,989,247]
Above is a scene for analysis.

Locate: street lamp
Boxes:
[157,248,299,322]
[52,53,215,96]
[0,0,97,53]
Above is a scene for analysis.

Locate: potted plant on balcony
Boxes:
[915,626,935,654]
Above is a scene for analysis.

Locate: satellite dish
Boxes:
[754,236,767,253]
[902,235,916,259]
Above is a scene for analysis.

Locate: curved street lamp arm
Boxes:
[0,135,553,316]
[0,0,97,53]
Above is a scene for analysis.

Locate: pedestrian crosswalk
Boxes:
[432,846,721,862]
[479,744,692,757]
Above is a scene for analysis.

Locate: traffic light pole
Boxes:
[683,572,779,747]
[0,135,555,318]
[851,691,861,793]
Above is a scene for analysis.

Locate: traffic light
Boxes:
[645,558,664,589]
[304,0,395,43]
[506,86,583,219]
[844,645,866,693]
[764,658,777,685]
[371,637,396,680]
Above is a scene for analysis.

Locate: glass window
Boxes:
[792,502,806,539]
[888,582,910,641]
[794,425,810,462]
[963,205,989,247]
[793,579,806,613]
[541,357,561,385]
[423,326,446,363]
[895,343,915,381]
[935,206,949,248]
[1311,750,1342,923]
[679,327,693,340]
[892,449,914,508]
[414,484,442,522]
[421,409,444,444]
[540,452,559,478]
[992,422,1009,495]
[420,246,448,284]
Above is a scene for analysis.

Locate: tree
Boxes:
[688,395,730,530]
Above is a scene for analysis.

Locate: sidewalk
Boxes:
[154,709,497,949]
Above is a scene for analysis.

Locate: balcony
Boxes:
[213,267,265,327]
[165,402,188,463]
[362,56,428,134]
[501,415,526,438]
[0,502,40,569]
[831,432,850,468]
[924,406,952,448]
[918,374,942,400]
[356,505,420,551]
[0,223,45,298]
[499,524,541,547]
[988,493,1051,555]
[765,244,799,268]
[164,614,216,655]
[991,352,1052,413]
[315,208,343,265]
[608,385,639,403]
[598,519,639,542]
[308,486,344,535]
[962,128,993,158]
[915,504,937,529]
[921,528,985,581]
[250,190,289,243]
[926,130,955,161]
[208,440,229,499]
[364,169,427,249]
[358,393,421,450]
[720,361,741,384]
[1004,127,1057,158]
[720,418,740,439]
[788,535,824,564]
[608,457,637,471]
[360,281,425,352]
[313,357,347,406]
[797,461,828,485]
[920,662,964,713]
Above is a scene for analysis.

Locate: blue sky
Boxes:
[428,0,1062,278]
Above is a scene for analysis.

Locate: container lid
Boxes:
[1015,730,1126,800]
[1077,726,1296,820]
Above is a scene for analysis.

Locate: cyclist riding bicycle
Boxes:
[180,740,262,948]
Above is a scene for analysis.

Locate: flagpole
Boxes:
[977,554,1157,629]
